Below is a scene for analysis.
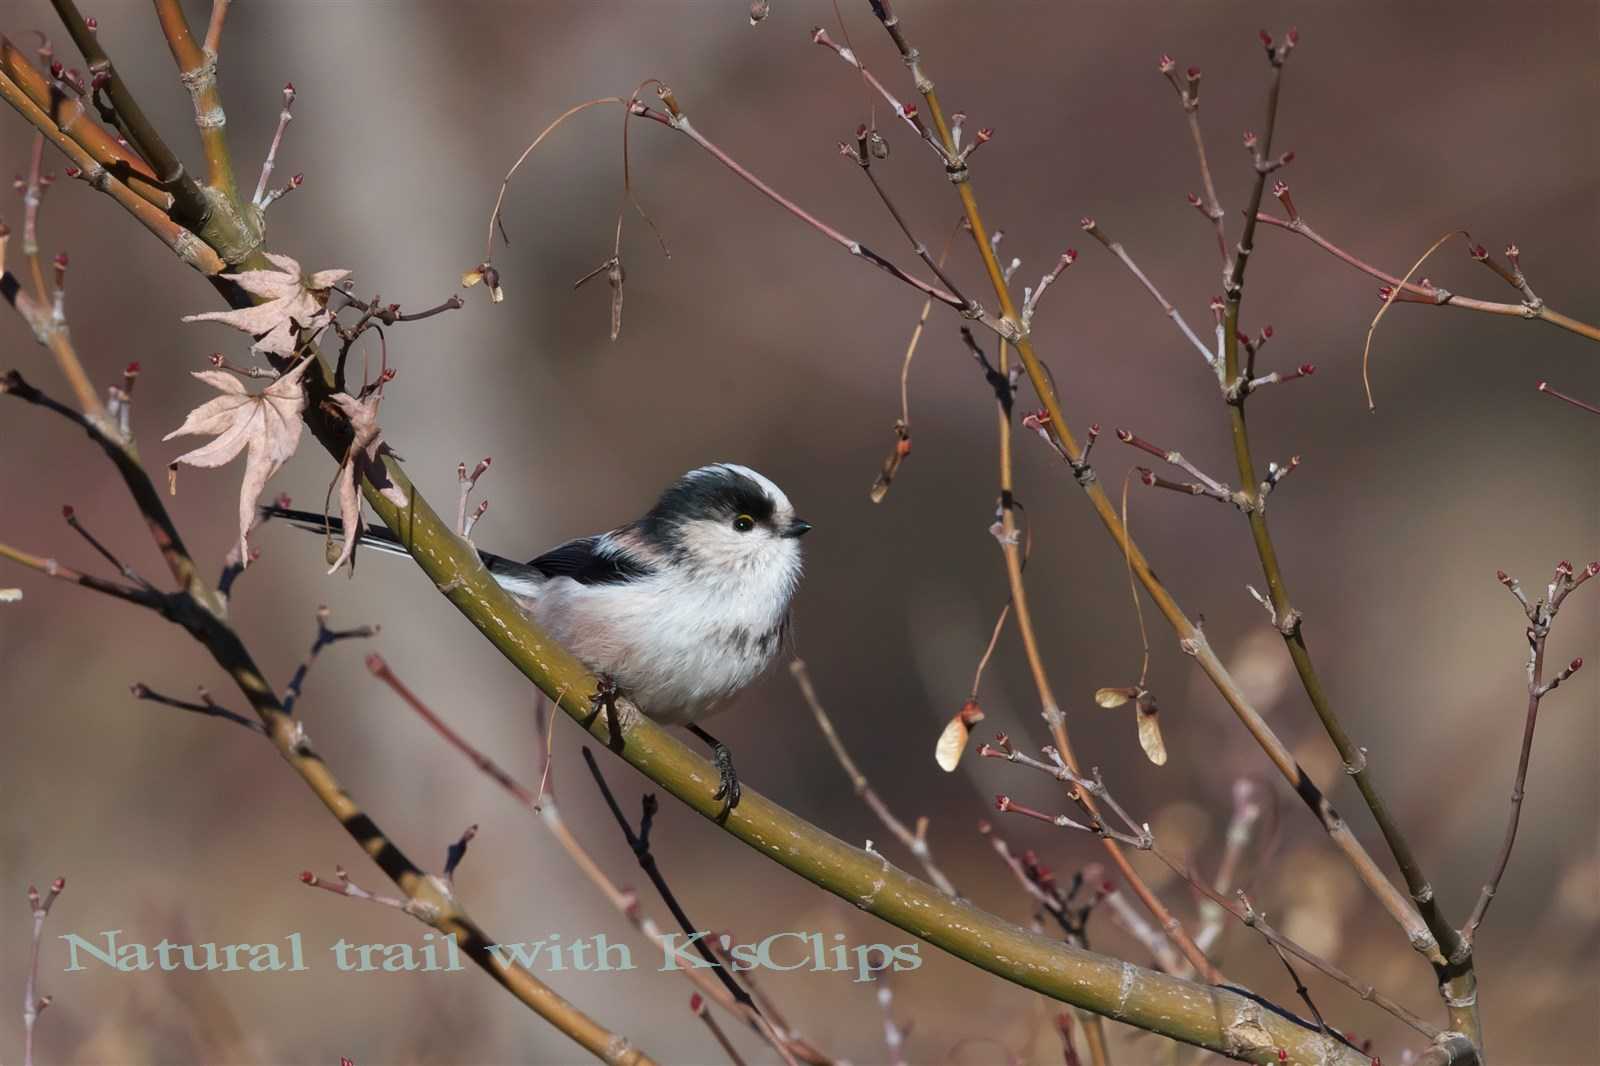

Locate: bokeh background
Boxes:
[2,2,1596,1063]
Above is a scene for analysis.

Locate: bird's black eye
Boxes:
[733,514,755,533]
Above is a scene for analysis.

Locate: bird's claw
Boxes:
[711,744,741,810]
[584,675,626,752]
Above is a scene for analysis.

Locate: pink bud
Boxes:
[64,165,81,178]
[1159,54,1175,72]
[49,60,63,79]
[1262,325,1274,338]
[995,794,1011,811]
[85,16,97,30]
[61,505,75,519]
[1287,28,1300,46]
[1298,363,1316,376]
[1187,192,1201,205]
[125,362,141,377]
[1259,29,1274,48]
[1273,180,1289,197]
[1079,216,1095,229]
[299,871,314,883]
[1570,657,1584,672]
[1186,65,1201,79]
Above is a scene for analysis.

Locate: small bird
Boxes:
[265,463,811,811]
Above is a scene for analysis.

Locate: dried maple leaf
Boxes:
[323,390,407,574]
[182,252,350,357]
[163,357,313,562]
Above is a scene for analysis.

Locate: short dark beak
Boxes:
[785,519,814,538]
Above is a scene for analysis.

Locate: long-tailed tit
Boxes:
[266,463,811,810]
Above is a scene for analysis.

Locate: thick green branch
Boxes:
[328,423,1369,1066]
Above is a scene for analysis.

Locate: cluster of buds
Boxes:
[1159,54,1204,111]
[457,456,492,539]
[1258,26,1300,66]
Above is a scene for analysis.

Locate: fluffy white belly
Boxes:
[517,574,788,725]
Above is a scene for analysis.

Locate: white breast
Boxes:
[516,561,796,725]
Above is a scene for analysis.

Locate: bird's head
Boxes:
[639,464,811,580]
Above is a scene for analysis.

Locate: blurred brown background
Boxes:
[1,2,1596,1063]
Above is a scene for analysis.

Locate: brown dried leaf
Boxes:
[1093,686,1136,709]
[324,390,407,574]
[182,252,350,357]
[935,700,985,772]
[1136,700,1167,766]
[163,357,314,562]
[869,420,912,504]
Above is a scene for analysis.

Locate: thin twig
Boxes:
[1255,209,1600,344]
[1462,562,1595,943]
[790,658,958,896]
[130,681,266,734]
[23,878,64,1066]
[582,748,757,1011]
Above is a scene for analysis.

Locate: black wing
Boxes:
[527,534,655,586]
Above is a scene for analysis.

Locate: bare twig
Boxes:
[1462,561,1596,944]
[1082,217,1215,368]
[281,606,379,714]
[129,681,266,734]
[23,877,64,1066]
[1256,206,1600,344]
[582,747,756,1012]
[790,658,957,896]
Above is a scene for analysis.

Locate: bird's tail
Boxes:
[261,506,414,558]
[259,506,527,579]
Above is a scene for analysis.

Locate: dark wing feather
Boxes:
[527,533,655,586]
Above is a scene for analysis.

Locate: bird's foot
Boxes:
[688,724,741,815]
[584,675,626,752]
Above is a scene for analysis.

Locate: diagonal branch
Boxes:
[49,0,212,224]
[1207,36,1479,1042]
